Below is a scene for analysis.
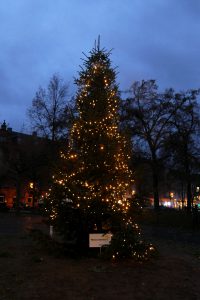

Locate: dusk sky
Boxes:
[0,0,200,132]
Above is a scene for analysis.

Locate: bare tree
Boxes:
[121,80,187,209]
[167,90,200,211]
[28,74,73,141]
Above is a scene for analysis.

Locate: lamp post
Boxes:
[169,192,174,208]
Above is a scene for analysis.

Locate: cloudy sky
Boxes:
[0,0,200,131]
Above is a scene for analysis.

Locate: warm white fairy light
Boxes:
[47,46,135,228]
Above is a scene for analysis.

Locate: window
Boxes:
[28,197,32,203]
[0,195,5,203]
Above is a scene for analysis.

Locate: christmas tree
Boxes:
[45,41,155,259]
[49,42,131,206]
[69,41,132,210]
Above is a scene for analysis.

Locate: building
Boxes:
[0,121,49,209]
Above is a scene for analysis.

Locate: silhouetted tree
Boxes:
[166,89,200,211]
[121,80,187,209]
[28,73,74,141]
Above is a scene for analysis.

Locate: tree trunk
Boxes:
[153,170,160,210]
[151,154,160,210]
[181,181,185,209]
[185,152,192,212]
[186,181,192,212]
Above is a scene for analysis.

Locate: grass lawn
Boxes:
[0,212,200,300]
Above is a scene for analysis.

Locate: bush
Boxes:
[103,222,157,261]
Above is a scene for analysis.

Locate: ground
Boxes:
[0,212,200,300]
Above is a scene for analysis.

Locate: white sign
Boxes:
[89,233,112,248]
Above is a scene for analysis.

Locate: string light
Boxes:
[46,45,137,246]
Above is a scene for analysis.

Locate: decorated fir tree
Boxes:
[67,43,132,211]
[48,42,132,210]
[46,41,155,259]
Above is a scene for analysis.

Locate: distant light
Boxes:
[164,201,171,207]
